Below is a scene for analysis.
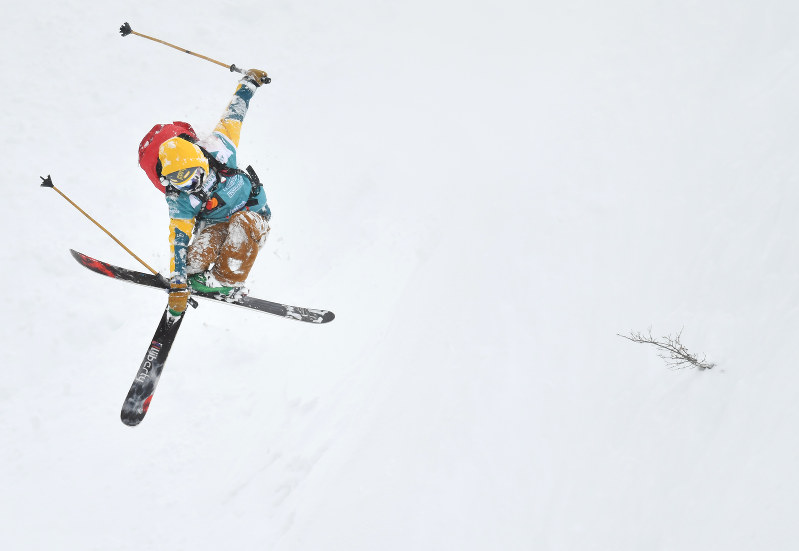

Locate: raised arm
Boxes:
[214,69,269,148]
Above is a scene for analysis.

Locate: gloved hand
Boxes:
[168,280,190,316]
[243,68,271,87]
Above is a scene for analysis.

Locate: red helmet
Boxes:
[138,121,198,193]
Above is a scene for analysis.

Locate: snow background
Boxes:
[2,1,799,549]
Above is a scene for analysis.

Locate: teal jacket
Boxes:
[167,78,270,283]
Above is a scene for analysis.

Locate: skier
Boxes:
[137,69,272,317]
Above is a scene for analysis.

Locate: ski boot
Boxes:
[188,271,247,299]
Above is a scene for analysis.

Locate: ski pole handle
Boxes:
[119,22,271,84]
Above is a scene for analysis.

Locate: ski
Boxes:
[69,249,335,324]
[122,307,185,426]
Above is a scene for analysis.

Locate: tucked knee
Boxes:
[230,211,270,246]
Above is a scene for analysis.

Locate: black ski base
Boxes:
[121,308,185,426]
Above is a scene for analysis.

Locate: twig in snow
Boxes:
[618,328,715,370]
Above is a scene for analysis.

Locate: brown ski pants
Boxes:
[187,210,270,286]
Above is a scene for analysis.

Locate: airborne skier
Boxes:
[137,68,272,318]
[39,23,334,425]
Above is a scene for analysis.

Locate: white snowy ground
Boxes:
[2,1,799,549]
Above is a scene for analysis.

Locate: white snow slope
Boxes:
[2,1,799,549]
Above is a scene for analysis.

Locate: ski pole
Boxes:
[119,22,271,84]
[40,175,160,275]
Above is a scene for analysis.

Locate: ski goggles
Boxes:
[163,167,203,189]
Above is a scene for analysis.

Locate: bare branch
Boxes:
[618,329,715,370]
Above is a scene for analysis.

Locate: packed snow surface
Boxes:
[3,1,799,549]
